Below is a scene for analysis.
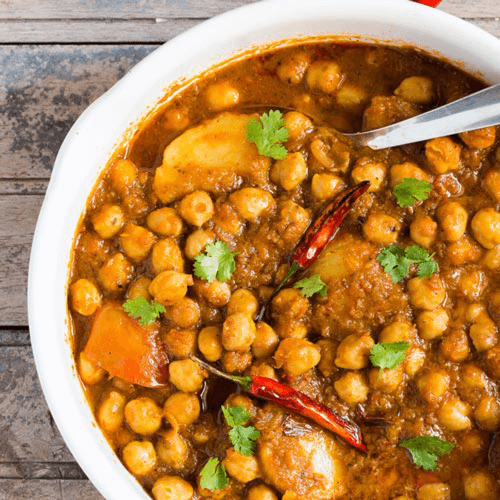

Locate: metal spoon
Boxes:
[347,83,500,150]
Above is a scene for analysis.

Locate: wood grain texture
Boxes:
[0,479,104,499]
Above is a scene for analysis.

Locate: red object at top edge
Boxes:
[413,0,442,6]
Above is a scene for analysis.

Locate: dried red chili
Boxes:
[256,180,370,320]
[192,356,368,452]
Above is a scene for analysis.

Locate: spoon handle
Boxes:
[352,83,500,150]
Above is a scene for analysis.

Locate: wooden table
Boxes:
[0,1,498,498]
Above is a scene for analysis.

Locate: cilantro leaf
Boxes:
[222,405,250,427]
[200,458,229,491]
[377,244,437,282]
[370,341,411,371]
[393,178,433,207]
[122,297,165,326]
[246,110,289,160]
[293,274,328,298]
[400,436,454,471]
[229,425,261,456]
[193,241,238,283]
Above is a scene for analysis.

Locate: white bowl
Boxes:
[28,1,500,498]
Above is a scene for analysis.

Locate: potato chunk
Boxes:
[153,112,271,203]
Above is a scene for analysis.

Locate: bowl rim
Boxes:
[28,1,500,499]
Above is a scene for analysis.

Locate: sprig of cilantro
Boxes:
[122,297,165,326]
[370,341,411,372]
[377,244,438,283]
[400,435,454,471]
[393,178,433,207]
[246,110,289,160]
[222,405,261,456]
[199,457,229,491]
[193,241,238,283]
[293,274,328,298]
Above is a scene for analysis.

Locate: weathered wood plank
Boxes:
[0,180,49,195]
[0,0,254,20]
[0,330,30,346]
[0,462,86,480]
[0,18,200,43]
[0,479,104,500]
[0,45,157,179]
[438,0,500,17]
[0,196,43,326]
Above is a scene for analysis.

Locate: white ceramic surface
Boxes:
[28,1,500,499]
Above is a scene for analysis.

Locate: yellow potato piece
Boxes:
[153,112,271,203]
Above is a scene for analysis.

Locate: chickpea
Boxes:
[463,470,499,500]
[152,476,193,500]
[437,201,468,242]
[426,137,462,174]
[470,315,498,352]
[119,224,156,262]
[229,188,276,221]
[247,484,278,500]
[227,289,259,319]
[122,440,156,476]
[417,307,449,340]
[124,397,162,436]
[92,204,124,239]
[316,339,337,377]
[184,229,215,260]
[109,158,137,193]
[336,83,368,108]
[405,348,426,377]
[369,365,404,393]
[194,279,231,307]
[169,359,207,392]
[310,173,345,200]
[458,269,486,301]
[250,362,277,380]
[151,238,184,274]
[417,483,450,500]
[178,191,214,227]
[417,370,450,404]
[390,162,431,187]
[78,351,105,385]
[277,52,310,84]
[284,111,313,143]
[484,244,500,269]
[127,276,152,301]
[407,276,446,311]
[461,430,487,457]
[484,169,500,202]
[69,278,101,316]
[165,298,199,329]
[198,325,223,362]
[164,392,200,426]
[156,430,188,470]
[474,396,500,431]
[164,106,190,131]
[147,207,183,237]
[275,338,320,376]
[277,200,311,244]
[205,80,240,110]
[335,333,374,370]
[306,61,343,94]
[98,253,133,293]
[222,351,253,373]
[222,313,256,352]
[271,288,309,339]
[394,76,435,105]
[334,372,369,406]
[486,345,500,379]
[252,322,279,359]
[438,397,471,431]
[379,321,414,343]
[363,213,401,244]
[222,447,260,483]
[351,159,386,192]
[410,215,438,248]
[164,328,196,359]
[459,126,496,149]
[471,207,500,249]
[148,271,193,306]
[270,152,308,191]
[447,236,483,266]
[98,391,126,433]
[226,394,256,417]
[442,330,470,363]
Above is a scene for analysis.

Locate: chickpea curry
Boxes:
[68,41,500,500]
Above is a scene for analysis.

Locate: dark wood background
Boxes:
[0,1,498,498]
